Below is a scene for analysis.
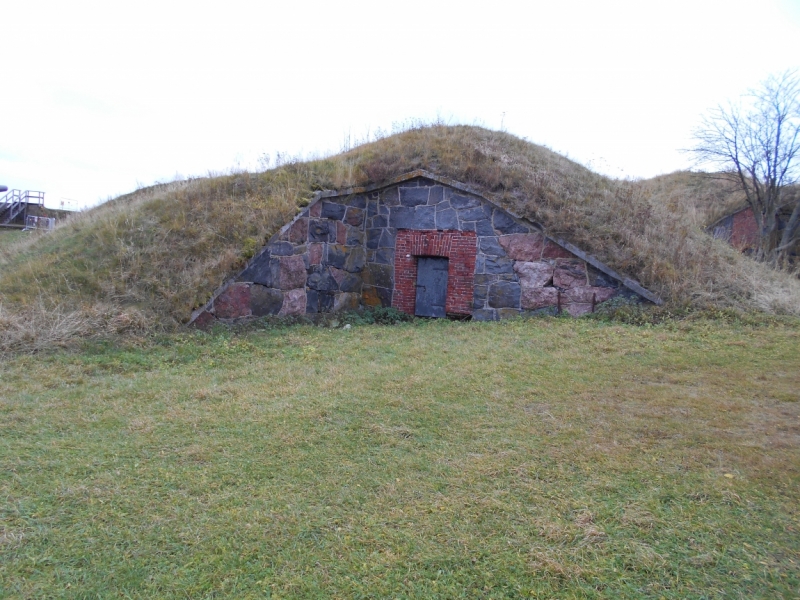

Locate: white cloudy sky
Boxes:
[2,0,799,210]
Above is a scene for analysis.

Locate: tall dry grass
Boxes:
[1,124,798,352]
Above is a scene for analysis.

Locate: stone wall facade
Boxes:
[193,173,652,325]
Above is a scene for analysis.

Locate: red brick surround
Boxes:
[393,230,477,316]
[731,207,759,251]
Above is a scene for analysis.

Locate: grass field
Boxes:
[0,231,27,250]
[1,317,799,598]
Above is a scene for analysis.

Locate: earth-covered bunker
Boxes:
[191,170,660,326]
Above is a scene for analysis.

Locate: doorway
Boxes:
[415,257,449,317]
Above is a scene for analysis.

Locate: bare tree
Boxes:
[692,70,800,266]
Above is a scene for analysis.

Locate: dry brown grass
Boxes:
[1,124,798,351]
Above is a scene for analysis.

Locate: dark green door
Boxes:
[415,257,449,318]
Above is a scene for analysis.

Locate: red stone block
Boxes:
[542,240,574,259]
[336,221,347,244]
[514,261,553,288]
[279,288,306,316]
[192,310,215,329]
[308,243,323,266]
[521,286,559,310]
[286,218,308,243]
[553,259,587,288]
[499,233,545,261]
[214,283,252,319]
[278,255,307,290]
[565,286,615,304]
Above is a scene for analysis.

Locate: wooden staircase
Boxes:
[0,190,45,227]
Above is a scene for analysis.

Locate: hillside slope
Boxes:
[1,125,798,349]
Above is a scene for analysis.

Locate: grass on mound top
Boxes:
[1,317,799,598]
[1,124,799,354]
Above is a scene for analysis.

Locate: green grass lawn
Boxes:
[0,230,27,250]
[1,318,799,598]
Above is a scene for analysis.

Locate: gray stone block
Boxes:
[460,221,476,232]
[318,291,334,312]
[382,187,400,206]
[366,228,382,249]
[370,215,388,228]
[333,292,361,312]
[458,204,492,221]
[367,200,379,217]
[493,209,528,234]
[337,272,363,293]
[346,226,364,246]
[474,273,499,286]
[269,241,294,256]
[326,244,348,269]
[375,286,392,306]
[588,265,620,288]
[481,255,514,274]
[321,201,346,220]
[378,228,396,248]
[436,208,458,230]
[472,308,497,321]
[307,268,338,292]
[474,218,496,236]
[488,281,521,308]
[309,219,333,242]
[239,255,279,288]
[375,247,394,265]
[345,195,366,209]
[498,272,520,282]
[239,249,270,281]
[449,193,480,209]
[344,246,366,272]
[497,308,521,320]
[479,236,505,256]
[363,263,393,289]
[399,186,429,207]
[305,289,319,313]
[473,284,488,307]
[428,186,444,204]
[250,285,284,316]
[414,205,436,229]
[390,206,415,229]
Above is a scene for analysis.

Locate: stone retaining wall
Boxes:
[193,173,648,325]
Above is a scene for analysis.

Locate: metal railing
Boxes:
[0,190,45,225]
[24,215,56,231]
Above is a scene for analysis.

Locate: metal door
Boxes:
[415,257,449,317]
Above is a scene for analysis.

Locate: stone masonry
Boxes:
[191,171,657,326]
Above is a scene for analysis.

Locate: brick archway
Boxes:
[393,230,477,316]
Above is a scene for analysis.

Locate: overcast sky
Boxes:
[3,0,799,210]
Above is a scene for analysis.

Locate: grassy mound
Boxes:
[1,125,798,351]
